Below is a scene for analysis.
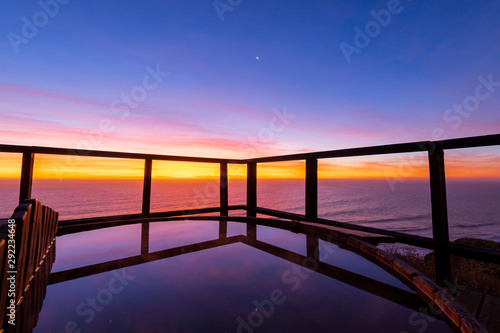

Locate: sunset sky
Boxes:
[1,0,499,179]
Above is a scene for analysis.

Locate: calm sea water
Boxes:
[0,178,499,242]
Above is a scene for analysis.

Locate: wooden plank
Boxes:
[21,200,42,279]
[301,221,395,244]
[142,158,152,215]
[220,162,228,216]
[428,147,451,282]
[249,141,431,163]
[0,201,59,332]
[19,152,34,204]
[440,133,500,150]
[247,162,257,217]
[40,206,49,263]
[0,144,242,164]
[305,158,318,219]
[10,208,31,302]
[2,133,499,164]
[255,207,433,248]
[0,239,7,330]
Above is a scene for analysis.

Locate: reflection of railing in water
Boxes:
[0,199,59,332]
[49,219,426,315]
[1,133,500,282]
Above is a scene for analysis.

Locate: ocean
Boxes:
[1,178,499,242]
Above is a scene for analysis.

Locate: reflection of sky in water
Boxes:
[52,224,142,272]
[37,221,453,333]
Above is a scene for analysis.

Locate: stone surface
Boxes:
[478,295,500,333]
[454,289,483,317]
[460,315,489,333]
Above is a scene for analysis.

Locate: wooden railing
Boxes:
[0,199,58,332]
[1,133,500,282]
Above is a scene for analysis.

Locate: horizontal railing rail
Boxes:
[1,133,499,282]
[0,144,245,164]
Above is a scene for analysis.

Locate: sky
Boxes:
[0,0,499,178]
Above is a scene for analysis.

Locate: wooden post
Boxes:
[247,162,257,217]
[220,162,228,216]
[428,146,452,282]
[142,158,153,215]
[19,151,34,203]
[306,158,318,219]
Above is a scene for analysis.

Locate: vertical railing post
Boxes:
[19,151,34,203]
[142,158,153,215]
[306,158,318,219]
[220,162,228,216]
[247,162,257,217]
[428,145,452,282]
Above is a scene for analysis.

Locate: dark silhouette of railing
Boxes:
[1,133,500,282]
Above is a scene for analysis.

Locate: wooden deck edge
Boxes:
[344,236,489,333]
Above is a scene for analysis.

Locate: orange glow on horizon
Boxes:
[0,151,499,180]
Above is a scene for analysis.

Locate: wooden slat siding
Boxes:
[45,207,52,250]
[0,222,17,332]
[52,210,59,244]
[0,201,58,332]
[12,243,55,333]
[48,209,58,269]
[0,239,6,330]
[38,206,48,267]
[31,201,42,282]
[40,206,49,260]
[29,201,42,276]
[34,205,43,268]
[21,203,37,297]
[19,200,41,281]
[9,208,31,302]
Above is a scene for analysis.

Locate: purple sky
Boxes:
[1,0,499,159]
